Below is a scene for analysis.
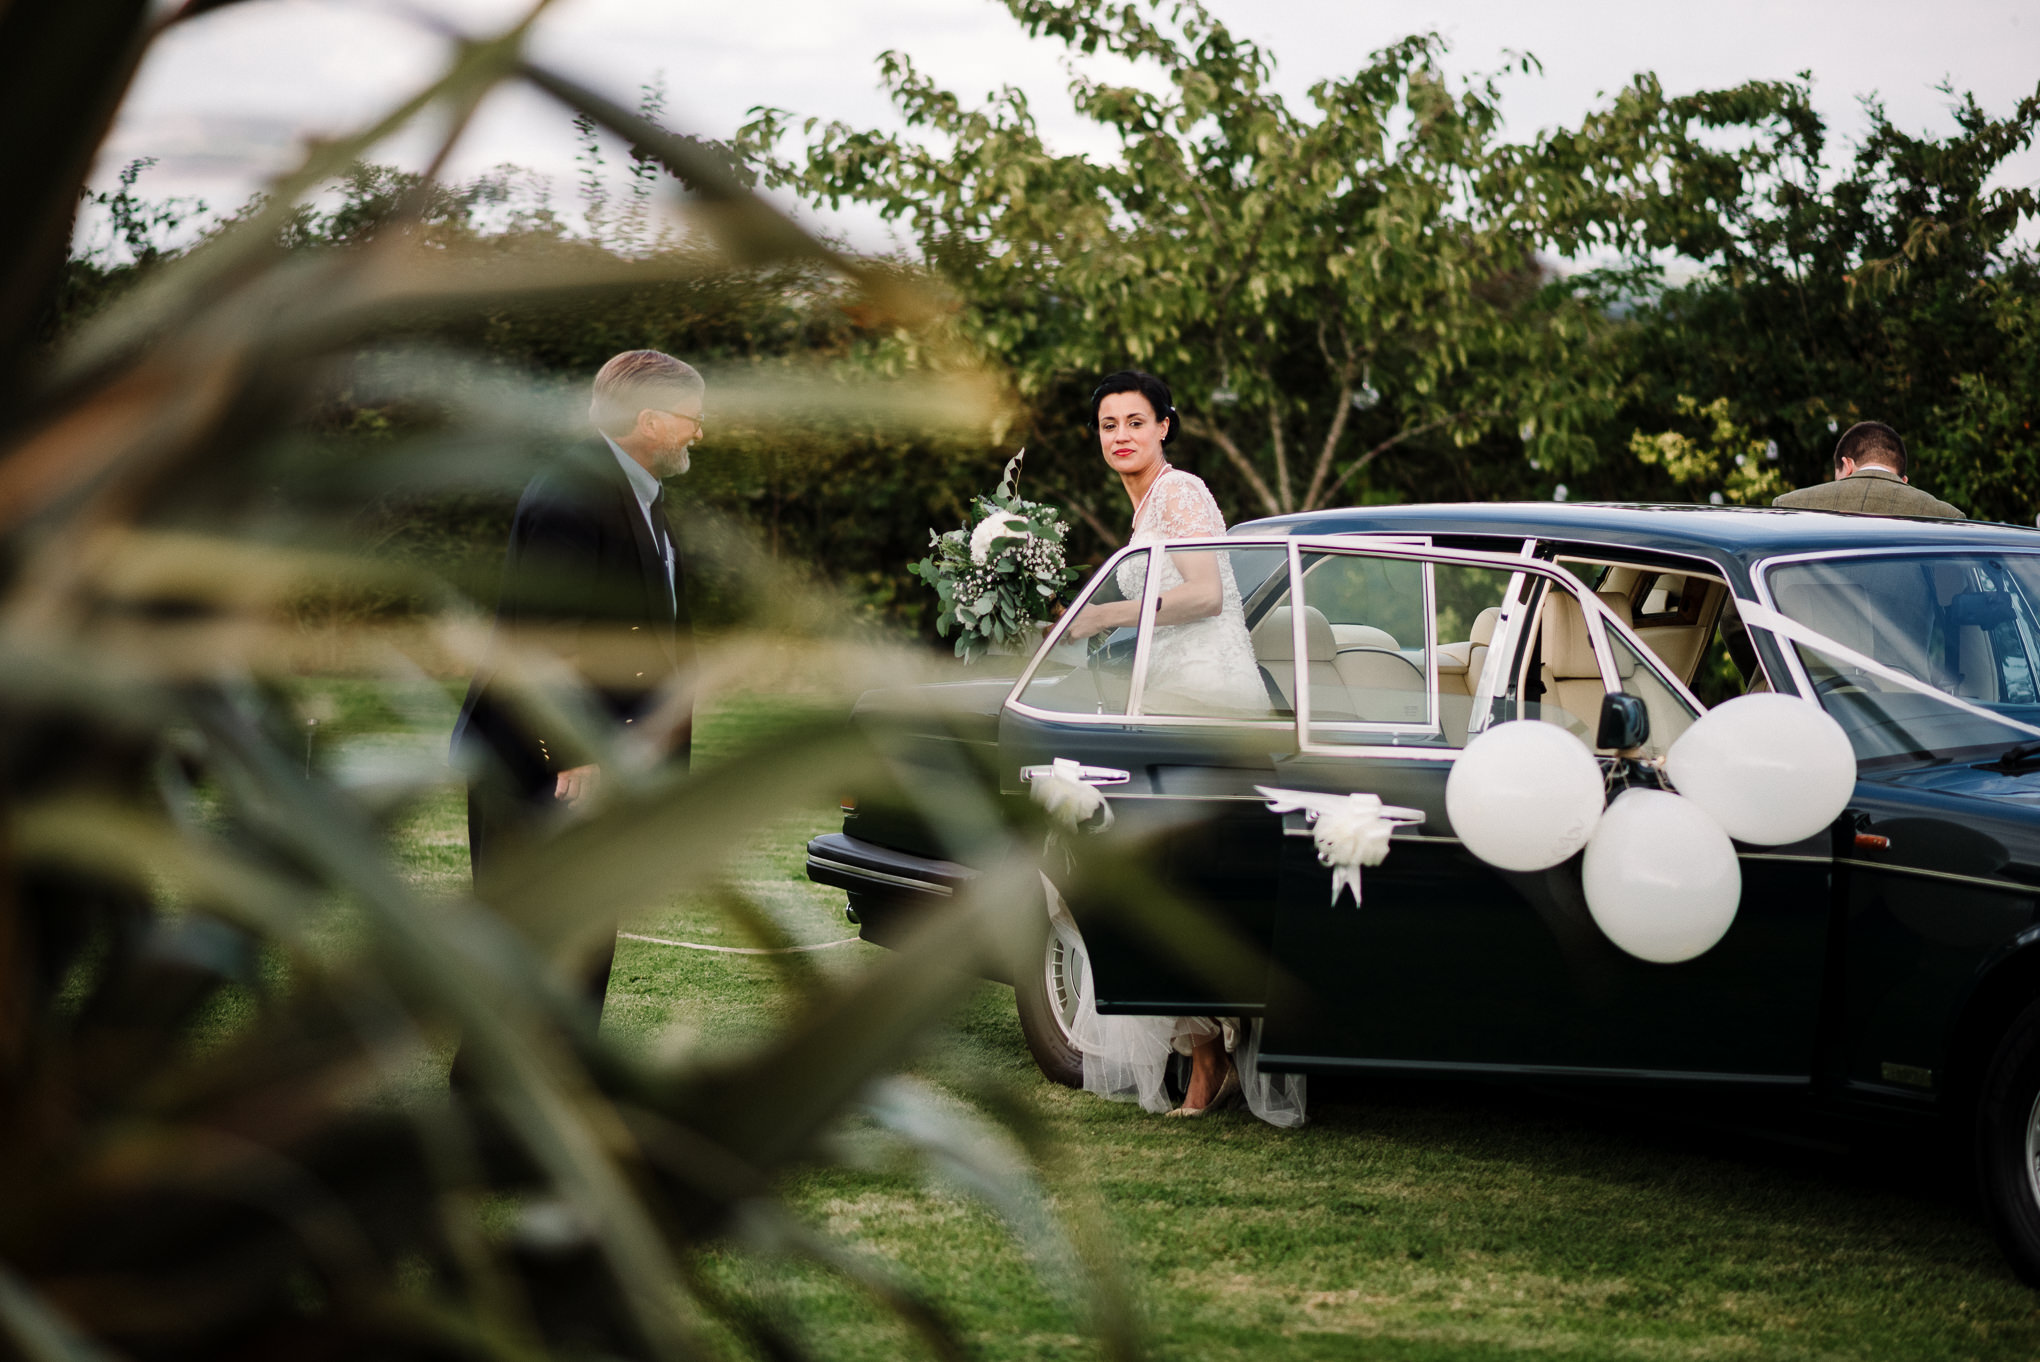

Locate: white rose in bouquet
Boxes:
[911,449,1083,660]
[969,511,1028,565]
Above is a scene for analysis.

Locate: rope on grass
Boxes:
[618,932,864,956]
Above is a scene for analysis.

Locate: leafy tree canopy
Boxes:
[744,0,2040,525]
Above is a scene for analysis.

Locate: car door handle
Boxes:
[1020,762,1130,787]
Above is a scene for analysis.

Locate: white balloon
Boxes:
[1582,789,1741,963]
[1665,692,1856,846]
[1446,721,1605,872]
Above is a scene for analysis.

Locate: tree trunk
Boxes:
[1178,414,1282,518]
[1301,385,1355,510]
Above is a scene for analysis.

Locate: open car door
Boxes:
[1244,538,1834,1085]
[1000,539,1296,1018]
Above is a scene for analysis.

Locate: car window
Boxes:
[1555,555,1735,692]
[1281,552,1524,748]
[1133,544,1287,720]
[1013,548,1149,716]
[1297,551,1431,739]
[1513,579,1696,752]
[1607,631,1698,757]
[1769,552,2040,764]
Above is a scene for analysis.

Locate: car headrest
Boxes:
[1253,605,1335,662]
[1540,592,1601,679]
[1341,624,1400,650]
[1596,591,1633,627]
[1469,606,1502,647]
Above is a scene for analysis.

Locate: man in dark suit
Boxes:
[452,349,702,1015]
[1772,421,1963,518]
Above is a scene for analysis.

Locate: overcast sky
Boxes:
[98,0,2037,252]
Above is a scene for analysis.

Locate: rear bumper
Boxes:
[805,833,977,953]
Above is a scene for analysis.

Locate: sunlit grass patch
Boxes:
[343,689,2040,1361]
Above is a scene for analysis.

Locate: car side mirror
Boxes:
[1597,693,1650,751]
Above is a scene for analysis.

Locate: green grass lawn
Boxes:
[350,684,2040,1361]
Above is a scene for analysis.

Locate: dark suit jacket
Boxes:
[1772,466,1964,519]
[452,439,692,793]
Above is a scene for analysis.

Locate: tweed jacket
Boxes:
[1772,466,1964,519]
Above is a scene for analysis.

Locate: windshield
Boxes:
[1768,552,2040,765]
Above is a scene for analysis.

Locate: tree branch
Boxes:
[1178,413,1282,518]
[1302,320,1360,509]
[1301,383,1354,511]
[1315,411,1490,508]
[1267,402,1292,512]
[1067,495,1123,551]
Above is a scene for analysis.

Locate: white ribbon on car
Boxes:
[1736,601,2040,742]
[1030,757,1117,831]
[1256,787,1425,907]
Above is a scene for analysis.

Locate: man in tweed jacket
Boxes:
[1773,421,1964,519]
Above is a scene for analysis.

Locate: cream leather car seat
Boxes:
[1464,606,1502,695]
[1332,645,1426,723]
[1538,591,1636,737]
[1251,606,1353,717]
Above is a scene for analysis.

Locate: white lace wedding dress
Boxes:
[1112,470,1269,716]
[1070,469,1307,1127]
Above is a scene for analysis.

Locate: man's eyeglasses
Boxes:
[662,410,705,437]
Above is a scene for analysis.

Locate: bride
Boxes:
[1062,369,1306,1127]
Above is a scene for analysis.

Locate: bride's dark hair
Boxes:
[1089,370,1176,445]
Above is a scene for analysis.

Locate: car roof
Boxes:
[1235,501,2040,571]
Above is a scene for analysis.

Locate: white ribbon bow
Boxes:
[1736,600,2040,741]
[1031,757,1116,831]
[1257,787,1425,907]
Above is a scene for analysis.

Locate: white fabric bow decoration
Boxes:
[1256,787,1425,907]
[1031,757,1116,832]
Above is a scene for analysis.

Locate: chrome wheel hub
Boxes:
[1045,920,1088,1046]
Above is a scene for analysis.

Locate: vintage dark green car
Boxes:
[806,502,2040,1282]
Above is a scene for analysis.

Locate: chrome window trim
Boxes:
[1291,745,1463,763]
[1289,538,1310,734]
[1005,537,1297,728]
[1128,540,1161,716]
[1005,536,1692,748]
[1750,545,2040,703]
[1593,593,1708,716]
[1293,545,1444,746]
[1425,560,1442,732]
[1465,569,1529,738]
[1285,542,1595,757]
[1006,542,1152,709]
[1545,548,1750,692]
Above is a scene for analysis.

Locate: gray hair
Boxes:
[589,350,704,437]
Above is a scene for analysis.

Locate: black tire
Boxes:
[1976,998,2040,1286]
[1014,892,1086,1089]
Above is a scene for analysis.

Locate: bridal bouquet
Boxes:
[912,450,1081,660]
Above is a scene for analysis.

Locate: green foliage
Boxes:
[1546,75,2040,517]
[1627,396,1789,506]
[1,6,1138,1359]
[744,1,2040,525]
[743,0,1629,522]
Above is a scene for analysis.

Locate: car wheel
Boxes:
[1015,897,1086,1089]
[1976,998,2040,1285]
